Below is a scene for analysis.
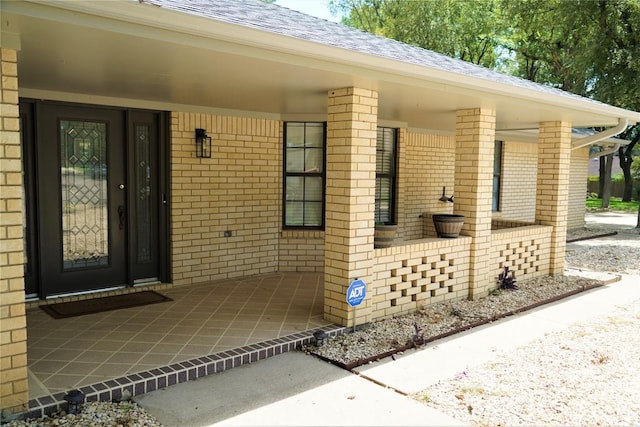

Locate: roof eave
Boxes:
[13,0,640,127]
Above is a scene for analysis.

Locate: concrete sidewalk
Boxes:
[136,272,639,426]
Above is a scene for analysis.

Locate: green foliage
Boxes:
[499,0,598,94]
[331,0,505,68]
[586,197,639,211]
[586,0,640,111]
[612,173,626,182]
[633,157,640,180]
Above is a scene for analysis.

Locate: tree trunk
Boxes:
[637,187,640,229]
[598,156,605,197]
[618,140,637,202]
[601,153,613,208]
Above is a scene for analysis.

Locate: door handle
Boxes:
[118,205,125,230]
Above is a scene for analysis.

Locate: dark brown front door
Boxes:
[23,101,167,297]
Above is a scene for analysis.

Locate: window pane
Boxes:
[305,176,322,201]
[286,176,303,201]
[287,123,305,147]
[287,148,304,172]
[305,148,323,173]
[375,199,391,223]
[376,177,391,200]
[286,201,304,226]
[305,123,324,147]
[377,150,394,174]
[376,128,395,174]
[304,202,322,226]
[381,128,395,151]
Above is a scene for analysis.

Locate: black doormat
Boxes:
[40,290,172,319]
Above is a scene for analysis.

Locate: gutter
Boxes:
[572,118,628,150]
[589,144,621,159]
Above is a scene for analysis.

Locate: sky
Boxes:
[274,0,341,22]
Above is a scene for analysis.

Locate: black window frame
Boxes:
[492,140,503,212]
[375,127,398,225]
[283,122,326,229]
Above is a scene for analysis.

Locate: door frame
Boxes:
[20,99,171,298]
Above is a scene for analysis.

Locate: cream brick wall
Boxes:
[371,238,471,320]
[498,141,537,221]
[568,147,589,230]
[170,113,282,285]
[279,230,324,272]
[536,121,572,274]
[399,132,455,240]
[324,87,378,326]
[0,48,28,416]
[454,108,496,299]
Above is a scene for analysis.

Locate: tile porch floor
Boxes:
[26,272,333,401]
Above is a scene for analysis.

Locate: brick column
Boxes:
[567,147,589,230]
[454,108,496,299]
[0,48,29,416]
[324,88,377,326]
[536,121,572,274]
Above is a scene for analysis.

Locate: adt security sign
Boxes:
[346,279,366,307]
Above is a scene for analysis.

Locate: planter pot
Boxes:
[432,214,464,238]
[374,224,397,248]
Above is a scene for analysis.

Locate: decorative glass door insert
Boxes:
[60,120,109,269]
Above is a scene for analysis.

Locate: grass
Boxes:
[586,197,640,212]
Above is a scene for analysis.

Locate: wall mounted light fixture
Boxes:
[195,128,212,158]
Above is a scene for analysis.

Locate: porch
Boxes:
[23,272,340,419]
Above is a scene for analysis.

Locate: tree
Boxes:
[589,0,640,203]
[499,0,596,94]
[331,0,505,68]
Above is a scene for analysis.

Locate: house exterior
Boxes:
[1,0,639,415]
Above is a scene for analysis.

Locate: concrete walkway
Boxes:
[584,210,638,228]
[136,272,640,426]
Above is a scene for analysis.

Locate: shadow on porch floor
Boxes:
[25,272,337,411]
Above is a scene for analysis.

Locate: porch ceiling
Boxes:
[2,1,638,133]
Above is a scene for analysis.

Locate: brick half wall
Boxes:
[490,225,553,287]
[371,237,472,321]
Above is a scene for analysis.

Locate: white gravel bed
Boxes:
[566,226,640,275]
[4,401,161,427]
[414,301,640,426]
[304,275,601,365]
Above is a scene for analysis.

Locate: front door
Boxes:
[24,102,168,297]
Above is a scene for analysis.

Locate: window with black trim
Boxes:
[492,140,503,212]
[376,127,398,224]
[284,122,325,228]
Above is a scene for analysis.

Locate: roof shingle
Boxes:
[143,0,602,107]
